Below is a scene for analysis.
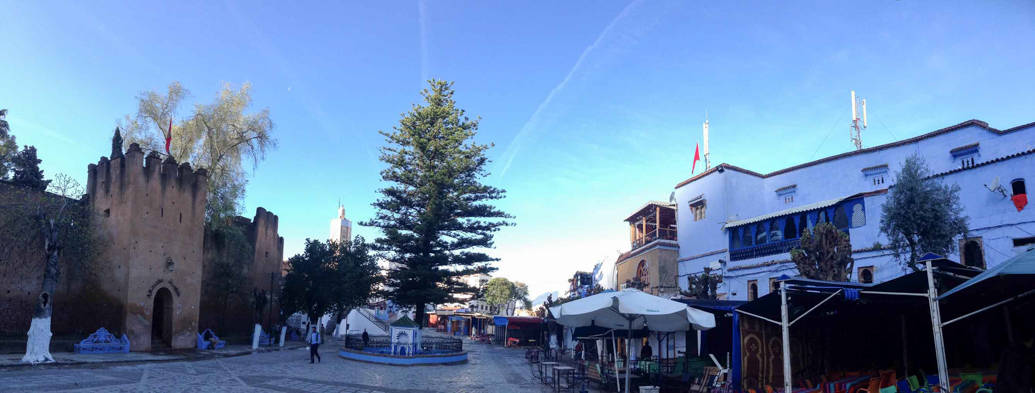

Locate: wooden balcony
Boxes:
[631,228,677,249]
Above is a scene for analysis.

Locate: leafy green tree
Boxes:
[790,222,854,281]
[0,109,17,180]
[483,278,515,307]
[280,238,381,326]
[682,267,720,299]
[363,80,512,327]
[118,82,275,223]
[328,237,382,326]
[0,174,100,363]
[11,146,50,191]
[281,240,336,326]
[880,155,968,271]
[484,277,531,312]
[513,281,532,310]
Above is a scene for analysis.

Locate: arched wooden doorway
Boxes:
[151,287,173,348]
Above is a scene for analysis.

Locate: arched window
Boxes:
[783,216,797,239]
[798,213,809,236]
[963,239,985,269]
[742,227,753,247]
[731,230,742,249]
[769,219,782,241]
[858,266,875,284]
[851,203,866,228]
[755,222,767,244]
[833,205,850,229]
[636,260,649,287]
[816,210,827,225]
[747,280,758,301]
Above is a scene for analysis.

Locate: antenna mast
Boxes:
[703,112,711,170]
[850,91,868,150]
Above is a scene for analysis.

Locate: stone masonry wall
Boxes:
[87,143,207,351]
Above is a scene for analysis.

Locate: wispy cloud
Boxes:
[496,0,643,178]
[223,0,338,139]
[10,114,76,145]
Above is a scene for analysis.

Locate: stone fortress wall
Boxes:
[0,137,284,353]
[86,143,208,351]
[197,207,285,339]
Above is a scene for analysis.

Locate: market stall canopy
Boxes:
[735,278,872,323]
[549,288,715,331]
[939,247,1035,300]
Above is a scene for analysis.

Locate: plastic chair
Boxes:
[856,377,882,393]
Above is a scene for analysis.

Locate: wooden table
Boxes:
[540,361,559,385]
[553,365,576,392]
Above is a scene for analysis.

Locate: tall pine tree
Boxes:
[364,80,511,327]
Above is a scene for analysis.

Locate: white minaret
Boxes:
[329,204,352,244]
[703,113,711,170]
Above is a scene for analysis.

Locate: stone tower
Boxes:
[86,143,207,351]
[329,204,352,244]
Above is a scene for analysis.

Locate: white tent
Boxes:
[550,289,716,393]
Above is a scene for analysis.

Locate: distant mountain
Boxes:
[530,291,561,307]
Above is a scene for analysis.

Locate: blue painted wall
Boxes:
[673,120,1035,300]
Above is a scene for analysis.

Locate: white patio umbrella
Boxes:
[549,289,716,393]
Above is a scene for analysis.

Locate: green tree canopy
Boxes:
[11,146,50,191]
[280,238,381,325]
[790,222,854,281]
[363,80,512,326]
[328,237,383,316]
[0,109,17,180]
[682,267,720,299]
[119,82,276,223]
[483,277,532,310]
[879,155,968,271]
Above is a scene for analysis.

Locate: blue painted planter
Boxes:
[338,348,468,365]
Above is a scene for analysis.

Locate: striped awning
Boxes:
[723,196,848,229]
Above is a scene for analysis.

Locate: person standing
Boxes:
[308,327,321,363]
[361,329,369,348]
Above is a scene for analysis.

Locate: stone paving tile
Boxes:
[0,339,558,393]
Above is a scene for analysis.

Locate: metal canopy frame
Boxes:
[734,263,956,393]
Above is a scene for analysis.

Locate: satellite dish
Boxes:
[669,191,676,203]
[985,176,1007,198]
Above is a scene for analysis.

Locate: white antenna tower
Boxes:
[850,91,868,150]
[703,112,711,170]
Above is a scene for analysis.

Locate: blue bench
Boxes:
[196,329,227,350]
[258,330,274,346]
[74,327,130,354]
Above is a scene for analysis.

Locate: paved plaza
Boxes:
[0,340,555,393]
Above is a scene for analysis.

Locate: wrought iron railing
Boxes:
[631,228,677,249]
[729,238,801,261]
[343,334,463,353]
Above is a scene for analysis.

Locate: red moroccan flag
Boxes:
[691,143,701,174]
[1013,194,1027,212]
[164,119,173,155]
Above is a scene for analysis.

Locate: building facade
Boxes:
[614,201,680,297]
[674,119,1035,300]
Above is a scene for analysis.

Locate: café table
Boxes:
[553,365,575,392]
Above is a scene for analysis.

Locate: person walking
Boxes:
[361,329,369,348]
[307,326,322,363]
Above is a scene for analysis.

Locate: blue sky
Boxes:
[2,1,1033,297]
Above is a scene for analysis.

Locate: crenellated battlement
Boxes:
[252,207,279,234]
[87,143,208,205]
